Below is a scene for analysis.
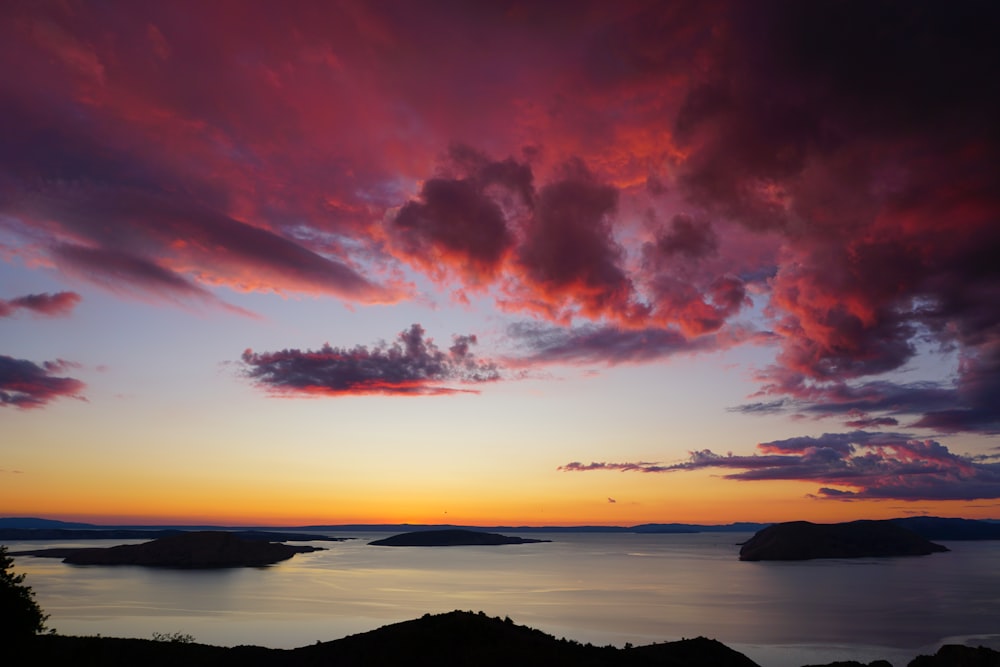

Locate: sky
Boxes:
[2,0,999,527]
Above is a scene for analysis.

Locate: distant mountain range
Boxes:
[0,517,767,535]
[2,516,999,539]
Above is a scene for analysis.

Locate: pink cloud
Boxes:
[0,355,86,409]
[0,291,80,317]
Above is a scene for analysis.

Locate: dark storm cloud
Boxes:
[389,150,649,323]
[649,214,718,260]
[241,324,501,397]
[0,355,85,408]
[632,0,1000,433]
[388,148,530,284]
[515,163,638,321]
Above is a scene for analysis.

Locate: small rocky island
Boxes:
[13,530,325,568]
[739,520,949,561]
[369,529,550,547]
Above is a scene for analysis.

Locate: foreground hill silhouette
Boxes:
[24,610,758,666]
[369,529,549,546]
[13,531,324,568]
[20,610,1000,666]
[739,520,949,561]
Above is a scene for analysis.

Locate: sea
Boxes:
[8,531,1000,667]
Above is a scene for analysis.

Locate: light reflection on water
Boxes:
[8,532,1000,667]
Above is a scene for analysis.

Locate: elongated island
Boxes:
[369,528,550,547]
[13,530,325,568]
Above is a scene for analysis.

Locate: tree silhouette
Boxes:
[0,545,48,640]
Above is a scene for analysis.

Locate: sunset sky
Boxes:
[2,0,999,526]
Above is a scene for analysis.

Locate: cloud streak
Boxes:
[0,291,80,317]
[0,355,85,408]
[506,322,735,366]
[560,431,1000,502]
[241,324,501,397]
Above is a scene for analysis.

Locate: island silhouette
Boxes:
[739,520,949,561]
[13,531,325,568]
[369,528,550,547]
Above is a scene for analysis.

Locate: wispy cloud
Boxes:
[734,366,1000,435]
[241,324,501,397]
[561,431,1000,502]
[506,322,744,366]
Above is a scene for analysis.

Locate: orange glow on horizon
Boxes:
[12,493,1000,529]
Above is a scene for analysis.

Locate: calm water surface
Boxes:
[9,532,1000,667]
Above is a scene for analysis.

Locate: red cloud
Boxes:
[514,164,639,322]
[388,149,529,285]
[241,324,501,397]
[649,214,718,260]
[0,291,80,317]
[0,355,85,409]
[51,244,256,317]
[389,151,649,324]
[1,1,998,438]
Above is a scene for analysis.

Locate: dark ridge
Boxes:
[891,516,1000,541]
[7,517,1000,538]
[12,531,325,568]
[0,517,97,529]
[0,517,774,534]
[739,520,949,561]
[0,527,345,542]
[14,610,1000,666]
[18,610,762,666]
[800,660,892,667]
[369,528,550,547]
[626,636,761,666]
[908,643,1000,666]
[631,522,769,534]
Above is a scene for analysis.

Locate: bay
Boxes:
[8,531,1000,667]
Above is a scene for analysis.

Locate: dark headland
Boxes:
[18,610,1000,667]
[739,520,949,561]
[12,530,325,568]
[369,528,550,546]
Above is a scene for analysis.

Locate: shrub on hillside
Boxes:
[0,545,48,640]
